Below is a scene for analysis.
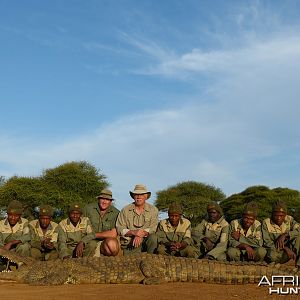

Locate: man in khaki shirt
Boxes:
[0,200,30,257]
[262,201,300,268]
[116,184,158,255]
[58,202,95,259]
[227,202,266,262]
[148,202,195,257]
[29,204,59,261]
[192,202,229,261]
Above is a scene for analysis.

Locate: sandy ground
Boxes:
[0,282,299,300]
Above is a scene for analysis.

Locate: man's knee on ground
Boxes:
[227,247,241,261]
[267,249,282,263]
[255,247,267,261]
[183,245,197,258]
[146,233,158,254]
[100,238,119,256]
[16,243,31,256]
[157,244,167,255]
[30,247,43,260]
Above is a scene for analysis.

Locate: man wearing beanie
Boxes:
[192,202,229,261]
[29,204,59,260]
[0,200,30,256]
[58,202,95,259]
[262,200,300,268]
[147,202,194,257]
[227,202,266,262]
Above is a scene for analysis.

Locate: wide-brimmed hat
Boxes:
[129,184,151,199]
[96,189,114,201]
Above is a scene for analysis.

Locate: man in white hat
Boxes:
[116,184,158,255]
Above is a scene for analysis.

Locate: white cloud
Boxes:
[1,21,300,209]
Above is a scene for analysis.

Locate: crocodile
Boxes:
[0,249,297,285]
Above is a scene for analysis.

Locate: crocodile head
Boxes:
[0,248,34,282]
[0,249,105,285]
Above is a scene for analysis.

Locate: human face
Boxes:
[39,215,51,229]
[69,210,82,225]
[168,213,181,227]
[272,211,286,226]
[7,213,21,226]
[133,193,148,207]
[207,209,221,223]
[98,197,112,211]
[242,214,255,229]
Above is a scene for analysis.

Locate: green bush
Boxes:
[155,181,225,227]
[221,185,300,222]
[0,161,108,221]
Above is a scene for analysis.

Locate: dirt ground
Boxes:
[0,282,299,300]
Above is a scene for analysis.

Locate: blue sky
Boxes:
[1,0,300,209]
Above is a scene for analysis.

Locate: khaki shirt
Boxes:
[116,202,158,244]
[0,217,30,247]
[29,219,59,250]
[156,217,192,245]
[192,216,229,258]
[262,215,300,249]
[228,219,263,248]
[83,202,119,234]
[57,217,95,258]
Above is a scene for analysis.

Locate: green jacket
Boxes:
[262,215,300,250]
[228,219,263,248]
[0,217,30,247]
[156,217,192,245]
[192,216,229,258]
[29,219,59,251]
[57,217,95,259]
[83,202,119,234]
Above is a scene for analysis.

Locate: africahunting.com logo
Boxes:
[258,275,300,295]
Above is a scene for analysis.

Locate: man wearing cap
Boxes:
[227,202,266,262]
[262,200,300,268]
[83,189,120,256]
[29,204,59,261]
[116,184,158,255]
[0,200,31,256]
[58,202,95,259]
[148,202,195,257]
[191,202,229,261]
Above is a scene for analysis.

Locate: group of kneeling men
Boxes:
[0,184,299,270]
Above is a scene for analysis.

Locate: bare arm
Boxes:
[95,228,117,239]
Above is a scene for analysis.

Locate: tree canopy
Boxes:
[221,185,300,222]
[155,181,225,226]
[0,161,108,220]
